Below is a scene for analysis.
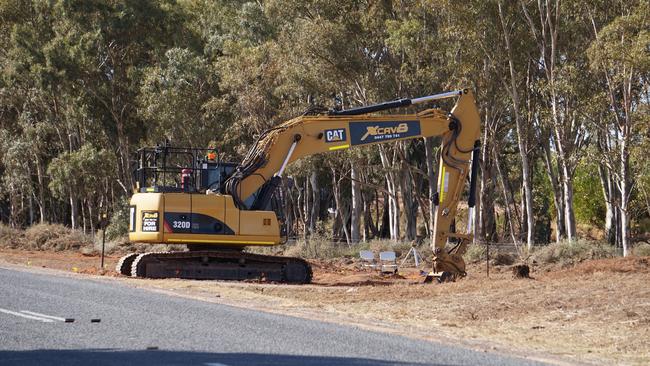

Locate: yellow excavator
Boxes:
[117,89,481,283]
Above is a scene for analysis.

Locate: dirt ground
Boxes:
[1,248,648,365]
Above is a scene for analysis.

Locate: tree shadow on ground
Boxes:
[0,349,452,366]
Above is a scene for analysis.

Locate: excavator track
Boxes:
[115,253,139,276]
[125,250,312,284]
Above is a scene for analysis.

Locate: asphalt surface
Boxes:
[0,266,549,366]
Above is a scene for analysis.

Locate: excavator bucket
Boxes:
[423,271,455,283]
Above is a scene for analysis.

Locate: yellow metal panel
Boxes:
[163,233,279,246]
[162,193,190,239]
[239,211,280,237]
[191,193,224,224]
[128,193,164,242]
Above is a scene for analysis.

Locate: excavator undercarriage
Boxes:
[117,249,311,283]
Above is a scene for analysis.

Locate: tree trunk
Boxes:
[597,162,616,245]
[493,150,519,244]
[478,127,497,242]
[303,176,310,238]
[499,1,535,249]
[640,184,650,218]
[331,168,350,245]
[521,0,579,242]
[424,137,438,239]
[379,192,390,238]
[35,157,46,223]
[88,201,95,234]
[379,145,399,240]
[309,171,320,235]
[362,188,378,240]
[560,158,578,241]
[542,136,565,242]
[28,194,34,226]
[401,164,417,241]
[620,139,629,257]
[69,193,78,230]
[350,162,362,243]
[294,178,305,237]
[82,199,88,234]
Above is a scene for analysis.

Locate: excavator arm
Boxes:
[225,89,481,279]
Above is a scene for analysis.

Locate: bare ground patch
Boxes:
[0,248,648,365]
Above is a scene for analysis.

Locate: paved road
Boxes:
[0,266,548,366]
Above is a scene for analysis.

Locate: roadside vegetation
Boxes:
[6,222,646,276]
[0,0,648,258]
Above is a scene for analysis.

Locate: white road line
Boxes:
[20,310,66,322]
[0,308,54,322]
[204,363,230,366]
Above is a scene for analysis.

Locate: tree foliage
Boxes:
[0,0,647,252]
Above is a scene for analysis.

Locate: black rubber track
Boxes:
[115,253,140,276]
[130,250,312,284]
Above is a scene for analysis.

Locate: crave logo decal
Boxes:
[324,128,346,143]
[350,120,420,145]
[141,211,159,232]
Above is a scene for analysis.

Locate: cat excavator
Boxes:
[117,89,481,284]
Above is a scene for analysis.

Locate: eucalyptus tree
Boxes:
[588,1,650,256]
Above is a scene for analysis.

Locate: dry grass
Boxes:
[0,224,22,247]
[253,236,433,263]
[24,224,94,251]
[0,224,185,256]
[463,243,486,263]
[633,242,650,256]
[532,240,615,266]
[0,223,94,251]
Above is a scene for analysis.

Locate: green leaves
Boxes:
[0,0,647,241]
[588,2,650,76]
[138,47,221,146]
[47,144,115,200]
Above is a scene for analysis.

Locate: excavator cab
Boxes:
[132,144,238,194]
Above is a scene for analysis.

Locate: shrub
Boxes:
[24,224,93,251]
[0,223,24,248]
[464,243,517,265]
[104,198,131,241]
[633,242,650,257]
[532,240,615,265]
[282,235,355,259]
[464,243,486,263]
[491,252,516,266]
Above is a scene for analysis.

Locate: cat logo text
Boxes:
[324,128,346,143]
